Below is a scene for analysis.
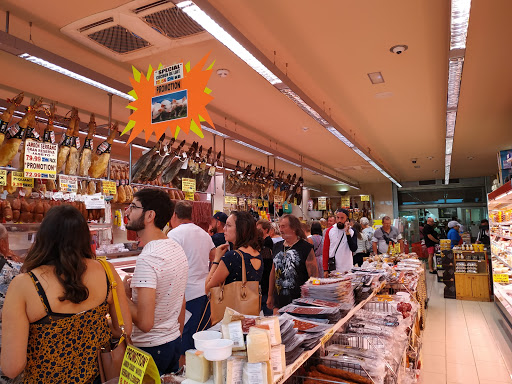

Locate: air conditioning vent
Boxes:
[79,17,114,33]
[88,25,151,54]
[132,0,171,14]
[144,7,204,38]
[419,180,436,185]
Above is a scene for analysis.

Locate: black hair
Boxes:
[231,211,261,251]
[311,221,323,236]
[134,188,173,229]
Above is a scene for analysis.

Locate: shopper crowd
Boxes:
[0,186,490,382]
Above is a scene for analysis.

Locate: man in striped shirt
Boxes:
[123,189,188,375]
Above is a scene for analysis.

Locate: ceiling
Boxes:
[0,0,510,194]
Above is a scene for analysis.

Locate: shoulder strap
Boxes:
[97,258,124,333]
[27,271,52,318]
[235,250,247,284]
[333,231,345,256]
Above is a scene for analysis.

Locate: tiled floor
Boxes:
[420,272,512,383]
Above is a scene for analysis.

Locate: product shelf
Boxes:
[492,234,512,240]
[272,282,386,384]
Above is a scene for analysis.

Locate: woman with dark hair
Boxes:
[0,205,131,383]
[310,221,324,275]
[352,222,369,267]
[267,215,318,313]
[205,211,263,293]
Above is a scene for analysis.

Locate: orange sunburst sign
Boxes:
[122,52,215,143]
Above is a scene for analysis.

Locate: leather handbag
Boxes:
[97,258,131,383]
[209,250,261,325]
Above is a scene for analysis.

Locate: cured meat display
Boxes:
[89,122,119,178]
[64,113,81,175]
[0,97,42,166]
[78,113,96,177]
[0,92,24,147]
[42,103,57,144]
[131,133,165,183]
[56,107,79,172]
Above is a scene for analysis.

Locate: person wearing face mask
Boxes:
[322,209,358,276]
[476,219,490,246]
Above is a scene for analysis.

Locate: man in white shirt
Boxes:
[322,209,358,276]
[123,189,188,374]
[168,201,216,354]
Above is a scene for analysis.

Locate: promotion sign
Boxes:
[318,197,327,211]
[185,192,194,201]
[493,274,509,283]
[122,53,215,143]
[361,195,370,201]
[225,196,237,205]
[102,181,117,195]
[59,175,78,193]
[341,196,350,208]
[182,178,196,193]
[24,141,58,179]
[12,171,34,188]
[119,345,161,384]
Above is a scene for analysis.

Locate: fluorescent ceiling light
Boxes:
[450,0,472,50]
[18,53,135,101]
[275,156,301,168]
[326,126,354,148]
[177,1,282,85]
[323,175,337,181]
[201,125,230,138]
[280,88,329,126]
[367,72,385,84]
[445,0,471,184]
[113,139,126,144]
[232,139,273,155]
[352,148,371,162]
[132,144,149,150]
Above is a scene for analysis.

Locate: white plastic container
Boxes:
[202,339,234,361]
[192,330,222,351]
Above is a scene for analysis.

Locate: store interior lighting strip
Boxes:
[176,0,401,188]
[444,0,472,184]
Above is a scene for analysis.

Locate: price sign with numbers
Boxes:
[224,196,237,205]
[494,274,509,283]
[185,192,194,201]
[361,195,370,201]
[318,197,327,211]
[59,175,78,193]
[24,141,58,180]
[102,181,117,195]
[12,171,34,188]
[182,178,196,193]
[119,345,161,384]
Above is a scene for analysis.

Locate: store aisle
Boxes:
[420,273,512,383]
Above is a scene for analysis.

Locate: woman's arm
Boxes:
[0,274,30,378]
[205,261,230,293]
[205,244,229,293]
[107,263,133,337]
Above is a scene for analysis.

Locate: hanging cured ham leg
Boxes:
[89,122,119,178]
[131,133,165,183]
[0,97,42,167]
[56,107,78,172]
[0,92,24,148]
[65,113,81,175]
[78,113,96,177]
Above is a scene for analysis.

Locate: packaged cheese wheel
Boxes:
[247,328,270,363]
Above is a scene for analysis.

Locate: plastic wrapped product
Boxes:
[222,321,246,351]
[247,327,270,363]
[185,349,212,383]
[270,345,286,375]
[256,317,282,345]
[242,362,270,384]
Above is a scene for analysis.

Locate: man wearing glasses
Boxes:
[123,189,188,375]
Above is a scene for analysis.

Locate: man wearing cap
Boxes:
[209,212,228,248]
[322,209,358,276]
[447,221,461,249]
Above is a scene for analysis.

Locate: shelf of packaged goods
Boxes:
[455,259,486,262]
[493,254,512,271]
[492,234,512,240]
[491,221,512,226]
[130,183,209,194]
[492,242,512,255]
[494,284,512,327]
[272,282,386,384]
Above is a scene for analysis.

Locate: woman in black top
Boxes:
[267,215,319,313]
[205,211,263,292]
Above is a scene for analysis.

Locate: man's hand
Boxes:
[266,296,274,310]
[345,224,351,235]
[214,243,229,262]
[123,275,132,299]
[324,271,329,278]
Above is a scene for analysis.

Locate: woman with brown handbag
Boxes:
[205,211,263,324]
[0,205,131,383]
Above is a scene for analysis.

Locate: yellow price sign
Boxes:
[341,196,350,207]
[0,170,6,186]
[321,329,334,346]
[274,196,283,204]
[257,199,263,207]
[185,192,195,201]
[264,200,269,208]
[11,171,34,188]
[318,197,327,210]
[493,274,509,283]
[361,195,370,201]
[182,178,196,193]
[224,196,237,205]
[102,180,117,195]
[119,345,161,384]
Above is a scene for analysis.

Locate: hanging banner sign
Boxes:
[12,171,34,188]
[0,170,6,186]
[225,196,237,205]
[182,178,196,193]
[102,181,117,195]
[119,345,161,384]
[264,200,269,208]
[24,141,58,179]
[123,53,215,144]
[185,192,194,201]
[361,195,370,201]
[318,197,327,211]
[59,175,78,193]
[341,196,350,207]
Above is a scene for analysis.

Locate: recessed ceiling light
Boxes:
[367,72,385,84]
[427,156,434,160]
[414,165,420,169]
[467,156,474,160]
